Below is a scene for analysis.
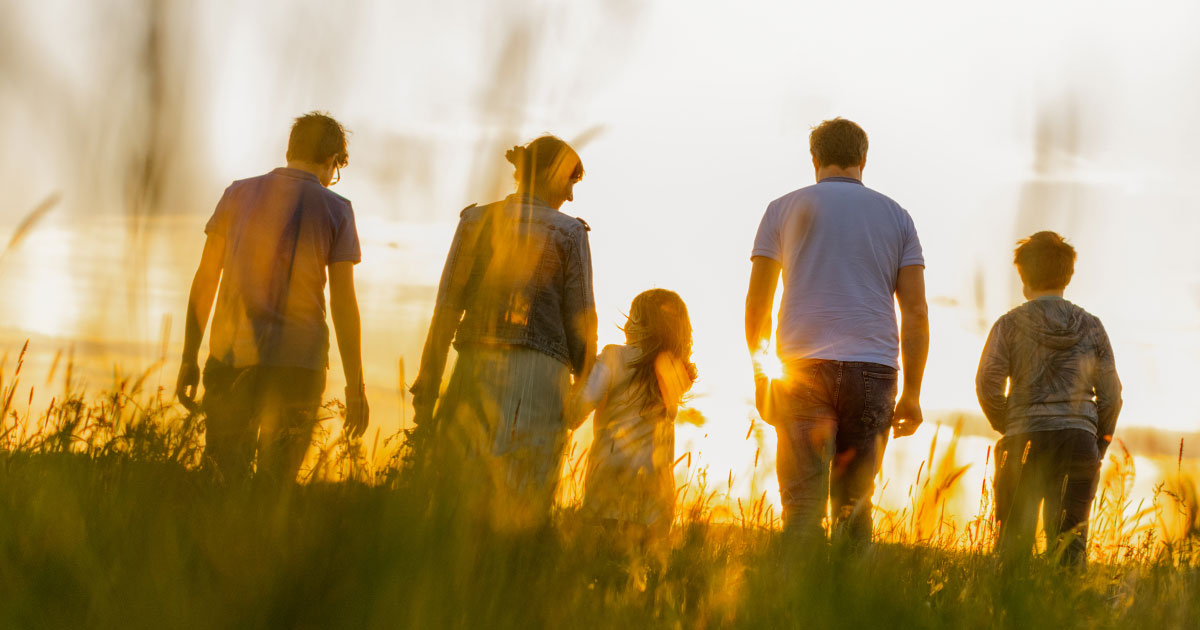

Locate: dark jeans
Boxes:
[993,428,1101,566]
[768,360,898,543]
[201,357,326,482]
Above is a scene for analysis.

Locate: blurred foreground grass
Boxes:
[1,344,1198,629]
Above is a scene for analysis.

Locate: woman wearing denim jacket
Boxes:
[411,136,597,529]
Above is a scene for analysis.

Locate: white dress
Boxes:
[577,344,690,530]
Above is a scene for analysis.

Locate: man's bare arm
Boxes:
[745,257,781,358]
[176,233,224,411]
[329,261,368,437]
[746,256,781,417]
[892,264,929,437]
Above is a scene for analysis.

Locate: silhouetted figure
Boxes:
[977,231,1122,566]
[175,111,369,482]
[572,289,697,547]
[745,117,929,545]
[411,135,596,530]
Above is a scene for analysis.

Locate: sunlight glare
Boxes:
[754,346,785,381]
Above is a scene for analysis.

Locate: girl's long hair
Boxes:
[623,289,698,412]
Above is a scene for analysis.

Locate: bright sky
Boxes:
[4,0,1200,514]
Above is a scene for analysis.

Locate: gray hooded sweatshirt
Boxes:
[976,296,1122,445]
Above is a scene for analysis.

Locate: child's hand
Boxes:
[564,380,590,430]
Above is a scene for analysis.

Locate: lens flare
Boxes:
[752,346,784,381]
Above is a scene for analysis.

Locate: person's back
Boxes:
[757,178,923,367]
[581,344,677,529]
[977,231,1121,566]
[745,117,929,545]
[979,298,1115,435]
[208,168,359,369]
[410,135,595,531]
[450,194,594,372]
[575,289,696,537]
[175,111,368,482]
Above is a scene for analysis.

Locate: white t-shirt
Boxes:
[751,177,924,369]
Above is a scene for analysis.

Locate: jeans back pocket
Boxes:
[860,370,899,431]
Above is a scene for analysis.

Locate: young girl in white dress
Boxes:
[573,289,697,539]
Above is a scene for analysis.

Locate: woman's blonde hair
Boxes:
[505,135,584,193]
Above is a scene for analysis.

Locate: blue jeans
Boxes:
[767,360,898,543]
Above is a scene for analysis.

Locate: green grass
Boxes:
[1,347,1198,629]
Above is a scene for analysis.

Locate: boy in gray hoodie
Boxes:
[976,231,1122,565]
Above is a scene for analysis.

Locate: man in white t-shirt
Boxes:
[745,117,929,544]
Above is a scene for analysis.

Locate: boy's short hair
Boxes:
[809,117,869,168]
[286,111,349,167]
[1014,231,1076,290]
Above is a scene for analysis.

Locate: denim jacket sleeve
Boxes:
[976,318,1010,433]
[562,225,598,377]
[411,218,472,414]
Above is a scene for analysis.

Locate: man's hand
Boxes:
[892,393,923,438]
[344,386,369,438]
[894,265,928,439]
[176,360,201,413]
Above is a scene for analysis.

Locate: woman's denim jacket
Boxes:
[411,194,598,413]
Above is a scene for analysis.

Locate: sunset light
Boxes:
[2,0,1200,627]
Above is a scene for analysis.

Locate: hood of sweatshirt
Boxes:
[1011,297,1085,350]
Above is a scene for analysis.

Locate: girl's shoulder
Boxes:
[598,344,641,384]
[599,343,637,365]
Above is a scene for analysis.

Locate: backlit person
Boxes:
[411,135,596,529]
[977,231,1122,566]
[745,117,929,544]
[573,289,697,544]
[175,111,368,482]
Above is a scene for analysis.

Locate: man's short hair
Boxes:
[809,117,869,169]
[1014,231,1076,290]
[286,112,349,167]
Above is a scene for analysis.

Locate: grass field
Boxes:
[1,346,1198,629]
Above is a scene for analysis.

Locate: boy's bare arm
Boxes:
[893,265,929,437]
[330,261,368,437]
[176,233,224,411]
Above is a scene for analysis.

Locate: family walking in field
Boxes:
[175,112,1122,565]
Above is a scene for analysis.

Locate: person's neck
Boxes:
[516,187,562,210]
[815,164,863,182]
[1024,288,1065,300]
[286,160,327,183]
